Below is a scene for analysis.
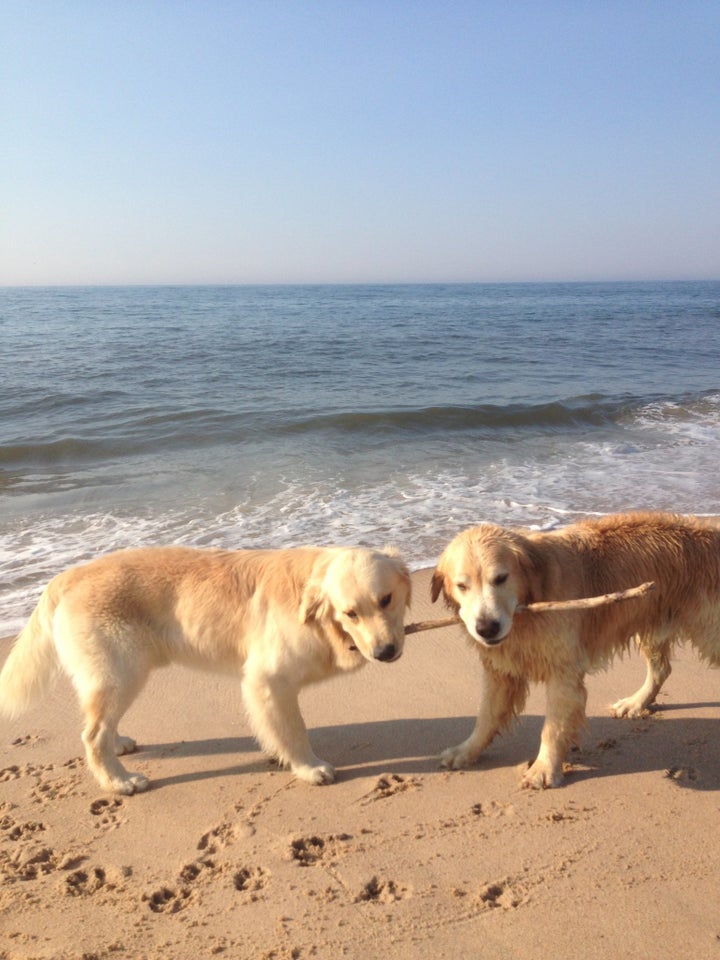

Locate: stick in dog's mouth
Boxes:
[404,580,656,636]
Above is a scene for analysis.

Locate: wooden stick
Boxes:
[518,580,655,612]
[404,580,655,635]
[404,615,462,635]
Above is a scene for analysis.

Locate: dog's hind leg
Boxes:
[78,677,149,795]
[441,665,527,771]
[523,670,587,789]
[242,671,335,785]
[53,610,150,793]
[612,635,672,718]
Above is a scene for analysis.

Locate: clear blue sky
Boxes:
[2,1,719,285]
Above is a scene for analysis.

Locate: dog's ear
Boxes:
[299,562,330,624]
[300,581,330,624]
[382,548,412,608]
[430,567,445,603]
[511,537,543,606]
[300,585,324,624]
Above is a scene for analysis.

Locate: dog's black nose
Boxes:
[375,643,398,662]
[477,620,502,643]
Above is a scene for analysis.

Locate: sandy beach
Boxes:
[1,567,719,959]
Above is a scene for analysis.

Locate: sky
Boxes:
[2,0,719,285]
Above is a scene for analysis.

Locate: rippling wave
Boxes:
[4,389,719,470]
[2,282,720,633]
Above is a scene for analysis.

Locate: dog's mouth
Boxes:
[468,615,510,648]
[475,634,506,648]
[332,619,402,663]
[343,633,361,654]
[374,643,402,663]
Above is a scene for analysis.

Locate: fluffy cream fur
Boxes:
[0,545,411,794]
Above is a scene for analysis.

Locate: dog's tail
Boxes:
[0,588,60,718]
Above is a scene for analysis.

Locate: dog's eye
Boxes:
[492,573,509,586]
[380,593,392,609]
[455,582,468,593]
[345,610,359,622]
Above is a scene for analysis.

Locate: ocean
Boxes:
[2,281,719,635]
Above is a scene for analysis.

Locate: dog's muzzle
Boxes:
[374,642,400,662]
[476,619,504,645]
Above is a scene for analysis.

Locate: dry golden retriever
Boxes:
[431,512,720,788]
[0,545,410,794]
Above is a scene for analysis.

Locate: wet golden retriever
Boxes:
[431,512,720,788]
[0,545,410,794]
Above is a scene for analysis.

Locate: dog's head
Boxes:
[431,525,537,648]
[301,547,411,667]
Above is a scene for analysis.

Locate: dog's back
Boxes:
[533,513,720,662]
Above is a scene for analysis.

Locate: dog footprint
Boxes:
[289,835,326,867]
[361,774,421,804]
[471,800,515,819]
[90,797,125,829]
[477,878,526,910]
[233,865,270,900]
[4,819,47,841]
[179,857,216,885]
[31,767,82,804]
[11,734,43,748]
[355,875,411,904]
[140,858,215,915]
[288,833,352,867]
[596,737,618,751]
[197,820,238,854]
[62,866,106,897]
[664,765,699,784]
[0,765,23,782]
[7,844,58,880]
[142,885,193,914]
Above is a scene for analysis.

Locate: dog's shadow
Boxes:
[141,709,720,792]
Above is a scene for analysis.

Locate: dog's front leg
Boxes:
[523,670,587,789]
[441,664,527,770]
[241,671,335,785]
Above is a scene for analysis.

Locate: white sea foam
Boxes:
[3,427,720,635]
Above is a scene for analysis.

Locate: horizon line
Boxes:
[1,276,718,289]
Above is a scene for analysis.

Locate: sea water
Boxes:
[2,281,719,634]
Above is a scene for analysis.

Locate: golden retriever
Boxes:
[431,512,720,788]
[0,545,410,794]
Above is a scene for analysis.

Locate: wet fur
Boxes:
[431,512,720,788]
[0,545,411,794]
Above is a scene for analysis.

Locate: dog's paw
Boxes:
[114,735,137,756]
[610,696,647,719]
[111,772,150,796]
[440,741,478,770]
[293,761,335,785]
[521,760,563,790]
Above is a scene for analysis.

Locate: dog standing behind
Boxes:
[431,512,720,788]
[0,544,410,794]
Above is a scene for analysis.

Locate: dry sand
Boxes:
[1,567,719,959]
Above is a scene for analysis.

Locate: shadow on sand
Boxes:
[138,707,720,792]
